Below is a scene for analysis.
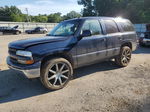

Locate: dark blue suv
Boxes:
[7,17,137,90]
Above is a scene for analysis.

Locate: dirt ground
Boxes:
[0,34,150,112]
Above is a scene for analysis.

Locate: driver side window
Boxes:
[81,20,102,36]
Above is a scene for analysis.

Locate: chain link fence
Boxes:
[0,21,57,33]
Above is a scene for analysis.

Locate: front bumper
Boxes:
[7,57,41,79]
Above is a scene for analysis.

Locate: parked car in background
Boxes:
[0,25,21,35]
[25,27,48,34]
[7,17,137,90]
[139,24,150,46]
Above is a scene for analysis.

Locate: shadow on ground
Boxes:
[0,61,119,104]
[133,46,150,54]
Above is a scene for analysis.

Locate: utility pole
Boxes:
[25,8,30,22]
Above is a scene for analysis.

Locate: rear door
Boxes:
[102,19,121,58]
[76,19,107,67]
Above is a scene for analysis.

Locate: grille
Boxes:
[8,47,18,63]
[10,57,18,64]
[9,47,17,55]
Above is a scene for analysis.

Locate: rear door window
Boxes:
[82,19,102,36]
[103,20,119,34]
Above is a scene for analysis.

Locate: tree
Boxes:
[0,6,22,21]
[78,0,96,16]
[63,11,81,20]
[48,13,62,23]
[0,6,82,23]
[10,14,23,22]
[32,14,48,23]
[78,0,150,23]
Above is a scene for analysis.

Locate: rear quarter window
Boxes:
[103,20,119,34]
[119,21,135,32]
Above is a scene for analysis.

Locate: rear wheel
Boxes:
[40,58,73,90]
[115,46,132,67]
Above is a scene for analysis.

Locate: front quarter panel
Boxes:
[26,36,78,64]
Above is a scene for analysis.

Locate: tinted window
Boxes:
[104,20,119,34]
[119,21,134,32]
[82,20,102,35]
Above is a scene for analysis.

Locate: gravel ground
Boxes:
[0,34,150,112]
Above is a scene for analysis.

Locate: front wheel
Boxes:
[40,58,73,90]
[15,31,20,35]
[115,46,132,67]
[43,31,47,34]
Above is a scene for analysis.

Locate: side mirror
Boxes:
[81,30,92,37]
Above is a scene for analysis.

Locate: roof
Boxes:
[63,16,128,22]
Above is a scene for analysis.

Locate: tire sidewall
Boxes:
[16,31,19,35]
[121,46,132,66]
[115,46,132,67]
[41,58,73,90]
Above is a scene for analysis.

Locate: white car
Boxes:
[139,32,150,46]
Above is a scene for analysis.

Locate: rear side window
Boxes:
[82,20,102,35]
[119,21,134,32]
[103,20,119,34]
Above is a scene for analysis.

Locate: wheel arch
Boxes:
[121,42,132,50]
[40,52,74,70]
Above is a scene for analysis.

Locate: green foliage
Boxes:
[63,11,81,20]
[1,2,150,24]
[48,13,62,23]
[0,6,22,21]
[0,6,81,23]
[10,14,23,22]
[32,15,48,23]
[78,0,96,16]
[78,0,150,23]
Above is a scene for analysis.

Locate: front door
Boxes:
[75,19,107,67]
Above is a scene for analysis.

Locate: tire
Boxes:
[15,31,19,35]
[0,32,3,35]
[115,46,132,67]
[43,31,46,34]
[40,58,73,90]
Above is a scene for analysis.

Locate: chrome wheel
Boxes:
[121,48,131,65]
[47,62,70,87]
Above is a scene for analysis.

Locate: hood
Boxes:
[9,36,68,49]
[13,25,19,29]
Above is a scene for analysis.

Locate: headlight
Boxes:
[16,50,32,57]
[16,50,34,64]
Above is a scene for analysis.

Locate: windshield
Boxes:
[48,20,80,36]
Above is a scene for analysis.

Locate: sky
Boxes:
[0,0,83,15]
